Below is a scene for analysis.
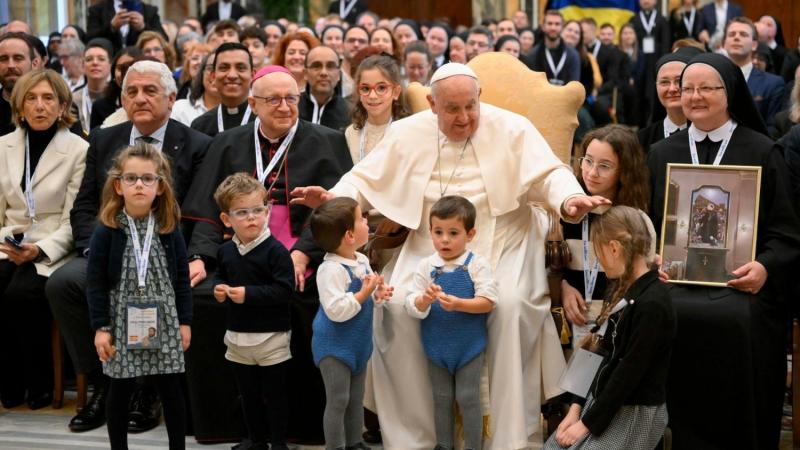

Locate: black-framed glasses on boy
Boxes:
[579,157,616,177]
[252,95,301,107]
[119,173,161,186]
[229,206,269,219]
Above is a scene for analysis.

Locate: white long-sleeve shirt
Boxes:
[317,251,387,322]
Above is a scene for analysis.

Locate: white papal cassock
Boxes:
[331,103,585,450]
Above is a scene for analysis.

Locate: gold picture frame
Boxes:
[659,164,761,287]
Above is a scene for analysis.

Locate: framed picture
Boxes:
[659,164,761,287]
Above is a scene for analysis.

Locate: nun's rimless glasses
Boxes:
[680,86,725,96]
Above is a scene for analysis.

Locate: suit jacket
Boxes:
[588,42,621,95]
[70,119,211,252]
[298,92,352,132]
[0,128,88,276]
[200,1,247,33]
[700,1,743,37]
[669,7,706,42]
[86,0,166,55]
[630,10,671,58]
[747,68,785,136]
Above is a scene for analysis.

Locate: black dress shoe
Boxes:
[69,385,107,432]
[0,393,24,409]
[26,392,53,410]
[362,429,382,444]
[127,386,161,432]
[346,443,371,450]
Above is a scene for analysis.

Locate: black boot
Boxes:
[127,383,162,432]
[68,381,108,432]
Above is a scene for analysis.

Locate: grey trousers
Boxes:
[428,352,484,450]
[319,356,366,450]
[45,257,98,376]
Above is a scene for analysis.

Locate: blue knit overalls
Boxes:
[311,264,374,374]
[421,252,488,374]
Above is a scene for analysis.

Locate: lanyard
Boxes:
[590,41,601,59]
[358,118,392,162]
[310,95,327,125]
[254,118,298,184]
[81,87,92,135]
[640,10,657,35]
[339,0,358,18]
[545,48,567,80]
[597,298,628,336]
[683,8,696,35]
[23,133,36,221]
[582,216,600,301]
[126,211,155,290]
[689,121,737,165]
[217,105,252,133]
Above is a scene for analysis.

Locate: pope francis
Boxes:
[291,63,609,450]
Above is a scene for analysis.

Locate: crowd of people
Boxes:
[0,0,799,449]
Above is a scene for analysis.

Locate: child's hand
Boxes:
[180,325,191,351]
[414,283,441,311]
[556,419,589,448]
[213,284,229,303]
[355,274,380,303]
[227,286,246,304]
[437,293,462,312]
[556,404,582,438]
[374,277,394,303]
[94,329,116,362]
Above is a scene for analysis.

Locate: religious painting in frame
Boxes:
[659,164,761,287]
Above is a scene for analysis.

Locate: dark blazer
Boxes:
[87,224,191,330]
[327,0,369,25]
[200,1,247,33]
[778,123,800,210]
[588,42,622,95]
[630,10,671,58]
[748,68,785,136]
[669,7,706,43]
[298,91,352,132]
[86,0,167,55]
[523,42,581,84]
[70,119,212,252]
[700,1,744,37]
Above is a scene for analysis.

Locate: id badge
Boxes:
[549,78,565,86]
[127,301,160,349]
[572,300,603,348]
[559,347,605,398]
[642,37,655,54]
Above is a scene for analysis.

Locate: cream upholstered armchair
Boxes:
[404,51,585,164]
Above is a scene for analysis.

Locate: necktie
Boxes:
[137,136,157,145]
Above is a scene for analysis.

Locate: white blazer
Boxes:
[0,127,88,276]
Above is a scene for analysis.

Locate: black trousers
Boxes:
[230,360,288,446]
[107,374,186,450]
[0,260,52,402]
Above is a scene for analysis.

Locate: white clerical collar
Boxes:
[664,116,687,134]
[131,120,169,150]
[232,223,271,255]
[259,121,296,144]
[430,250,471,268]
[323,251,368,267]
[689,119,734,143]
[435,54,445,67]
[767,41,777,50]
[226,105,240,114]
[740,62,753,81]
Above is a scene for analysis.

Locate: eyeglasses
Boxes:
[680,86,725,96]
[119,173,161,186]
[357,82,393,96]
[252,94,300,106]
[307,61,340,72]
[229,206,268,219]
[579,157,616,177]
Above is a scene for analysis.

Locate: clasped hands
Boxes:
[356,273,393,304]
[554,404,590,447]
[415,283,462,312]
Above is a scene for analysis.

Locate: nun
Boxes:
[637,47,703,154]
[648,53,800,450]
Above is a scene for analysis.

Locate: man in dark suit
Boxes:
[581,17,621,125]
[200,0,247,34]
[298,46,351,132]
[86,0,167,56]
[46,61,211,433]
[755,15,786,76]
[700,0,744,42]
[724,17,784,136]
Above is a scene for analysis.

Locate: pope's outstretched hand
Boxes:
[290,186,336,209]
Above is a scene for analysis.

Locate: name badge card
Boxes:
[642,37,656,54]
[549,78,566,86]
[127,302,160,349]
[559,347,605,398]
[572,300,603,348]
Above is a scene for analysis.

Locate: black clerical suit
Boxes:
[190,101,256,137]
[200,1,247,33]
[298,91,352,132]
[86,0,167,55]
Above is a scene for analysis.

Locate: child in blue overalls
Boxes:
[405,195,498,450]
[309,197,394,450]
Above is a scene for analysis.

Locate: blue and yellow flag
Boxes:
[547,0,638,43]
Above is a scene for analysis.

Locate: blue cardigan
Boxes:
[86,223,192,330]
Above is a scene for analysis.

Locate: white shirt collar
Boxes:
[767,40,777,50]
[663,116,687,134]
[131,119,169,150]
[232,223,271,255]
[689,119,734,143]
[429,250,471,268]
[219,0,233,20]
[740,62,753,81]
[323,251,369,268]
[714,0,728,9]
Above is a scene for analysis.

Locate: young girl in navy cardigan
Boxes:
[87,143,191,450]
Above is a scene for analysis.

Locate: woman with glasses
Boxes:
[170,53,220,126]
[648,52,800,450]
[637,47,702,154]
[0,69,88,410]
[558,125,650,341]
[135,31,175,70]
